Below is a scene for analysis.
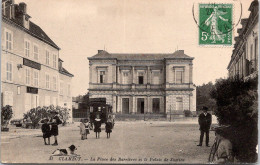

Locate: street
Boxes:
[1,119,217,164]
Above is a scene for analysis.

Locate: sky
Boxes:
[16,0,252,96]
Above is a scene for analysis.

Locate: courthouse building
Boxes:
[227,0,258,79]
[1,0,73,119]
[88,50,196,115]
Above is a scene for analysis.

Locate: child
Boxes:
[105,120,112,138]
[94,115,102,139]
[41,118,51,145]
[80,119,90,140]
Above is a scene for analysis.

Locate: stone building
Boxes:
[227,0,258,79]
[88,50,196,116]
[1,0,73,120]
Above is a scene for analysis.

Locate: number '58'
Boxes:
[201,32,208,41]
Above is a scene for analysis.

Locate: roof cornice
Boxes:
[2,16,60,50]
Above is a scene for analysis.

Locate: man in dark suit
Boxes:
[197,106,212,147]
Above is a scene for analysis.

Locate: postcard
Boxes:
[1,0,258,164]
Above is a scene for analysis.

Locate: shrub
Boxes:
[56,106,70,126]
[1,105,13,128]
[23,106,51,129]
[183,110,192,117]
[210,76,258,163]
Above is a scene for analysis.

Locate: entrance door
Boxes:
[152,98,160,113]
[122,98,129,114]
[137,98,145,114]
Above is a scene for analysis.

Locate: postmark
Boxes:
[199,3,233,45]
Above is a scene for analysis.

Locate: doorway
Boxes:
[137,98,144,114]
[122,98,130,114]
[152,98,160,113]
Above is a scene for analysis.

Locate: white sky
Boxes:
[15,0,252,96]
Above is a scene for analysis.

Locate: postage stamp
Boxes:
[199,4,233,45]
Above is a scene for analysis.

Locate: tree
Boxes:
[1,105,13,129]
[56,106,70,126]
[196,82,217,111]
[210,76,258,163]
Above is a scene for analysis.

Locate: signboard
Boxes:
[23,58,41,70]
[89,98,106,103]
[27,87,38,94]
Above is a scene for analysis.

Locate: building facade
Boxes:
[227,0,258,79]
[88,50,196,116]
[1,0,73,120]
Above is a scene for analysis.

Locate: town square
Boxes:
[0,0,258,164]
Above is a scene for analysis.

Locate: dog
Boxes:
[52,145,77,156]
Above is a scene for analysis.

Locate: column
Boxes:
[89,64,92,88]
[189,63,193,84]
[147,66,150,89]
[166,64,170,88]
[112,94,117,113]
[132,66,135,89]
[132,96,136,114]
[147,96,150,113]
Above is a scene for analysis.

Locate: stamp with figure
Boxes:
[199,4,233,46]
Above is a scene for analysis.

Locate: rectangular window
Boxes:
[53,54,57,68]
[123,72,129,84]
[46,50,50,65]
[6,62,12,82]
[45,74,50,89]
[33,45,39,60]
[68,84,71,96]
[45,96,51,106]
[176,97,183,111]
[25,68,31,85]
[60,81,63,95]
[53,76,57,90]
[99,71,105,83]
[138,72,144,84]
[152,71,160,84]
[24,40,30,57]
[5,29,13,51]
[4,91,13,106]
[33,70,39,87]
[175,68,184,84]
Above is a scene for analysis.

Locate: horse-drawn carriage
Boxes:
[87,98,115,128]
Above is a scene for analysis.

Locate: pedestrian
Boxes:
[105,116,113,138]
[49,110,62,146]
[80,118,90,140]
[197,106,212,147]
[94,115,102,139]
[41,118,51,145]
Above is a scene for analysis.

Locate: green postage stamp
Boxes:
[199,4,233,45]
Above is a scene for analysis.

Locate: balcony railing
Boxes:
[89,83,113,89]
[167,83,193,89]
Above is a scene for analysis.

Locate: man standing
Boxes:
[197,106,212,147]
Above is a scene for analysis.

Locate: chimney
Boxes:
[98,50,104,54]
[178,50,184,54]
[18,2,31,29]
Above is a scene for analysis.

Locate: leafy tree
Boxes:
[210,76,258,163]
[196,82,217,111]
[56,106,70,126]
[1,105,13,128]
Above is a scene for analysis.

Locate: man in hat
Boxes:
[49,110,62,146]
[197,106,212,147]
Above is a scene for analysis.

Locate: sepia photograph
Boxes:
[0,0,258,164]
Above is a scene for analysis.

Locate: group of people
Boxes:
[80,114,113,140]
[41,110,62,146]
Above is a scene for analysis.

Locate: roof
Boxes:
[3,15,60,50]
[59,67,74,77]
[88,50,194,60]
